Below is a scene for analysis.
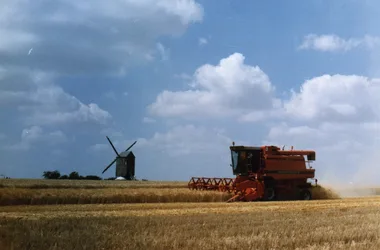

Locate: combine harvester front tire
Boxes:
[299,189,312,200]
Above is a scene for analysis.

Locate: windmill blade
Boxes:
[106,136,120,157]
[102,158,117,174]
[124,141,137,152]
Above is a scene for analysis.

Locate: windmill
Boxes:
[102,136,137,180]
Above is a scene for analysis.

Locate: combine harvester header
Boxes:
[188,142,318,202]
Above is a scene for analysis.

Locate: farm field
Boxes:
[0,179,231,205]
[1,196,380,249]
[1,179,380,249]
[0,178,188,189]
[0,178,341,205]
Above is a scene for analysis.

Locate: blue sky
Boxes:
[1,0,380,186]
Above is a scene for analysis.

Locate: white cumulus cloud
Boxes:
[0,0,203,74]
[148,53,278,120]
[299,34,380,52]
[284,74,380,123]
[6,126,68,151]
[0,68,111,126]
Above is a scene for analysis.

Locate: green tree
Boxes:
[42,170,61,179]
[68,171,80,180]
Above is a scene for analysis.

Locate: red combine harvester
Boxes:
[188,142,318,202]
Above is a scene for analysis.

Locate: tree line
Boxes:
[42,170,107,180]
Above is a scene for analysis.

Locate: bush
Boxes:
[84,175,102,180]
[42,170,102,180]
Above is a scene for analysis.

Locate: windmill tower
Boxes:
[102,136,137,180]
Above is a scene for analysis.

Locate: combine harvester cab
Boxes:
[188,143,318,202]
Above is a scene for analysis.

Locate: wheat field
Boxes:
[0,179,340,205]
[1,179,380,249]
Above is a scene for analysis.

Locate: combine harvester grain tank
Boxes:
[188,142,318,202]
